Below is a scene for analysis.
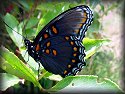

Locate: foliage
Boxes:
[0,0,124,93]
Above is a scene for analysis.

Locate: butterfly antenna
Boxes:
[19,9,31,63]
[23,49,28,58]
[2,19,25,39]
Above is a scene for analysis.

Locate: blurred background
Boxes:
[0,0,124,93]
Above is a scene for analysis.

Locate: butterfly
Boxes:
[24,5,93,78]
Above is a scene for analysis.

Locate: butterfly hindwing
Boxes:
[37,35,86,77]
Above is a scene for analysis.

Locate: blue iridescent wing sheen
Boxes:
[33,5,93,77]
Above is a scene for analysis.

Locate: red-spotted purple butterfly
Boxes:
[24,5,93,77]
[5,5,93,78]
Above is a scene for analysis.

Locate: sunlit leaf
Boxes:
[83,38,110,59]
[0,46,42,89]
[0,73,21,91]
[18,0,32,11]
[49,75,122,93]
[36,3,70,34]
[25,17,39,29]
[4,13,23,48]
[88,10,101,32]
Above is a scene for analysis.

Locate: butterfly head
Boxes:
[24,38,32,47]
[24,38,35,55]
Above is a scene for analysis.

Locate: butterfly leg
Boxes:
[23,50,30,62]
[37,61,41,79]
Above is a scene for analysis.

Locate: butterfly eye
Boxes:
[24,39,30,46]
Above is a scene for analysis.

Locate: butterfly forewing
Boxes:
[33,5,93,44]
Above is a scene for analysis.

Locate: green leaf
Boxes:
[0,73,21,91]
[4,13,23,48]
[19,17,38,38]
[94,11,100,19]
[105,3,118,15]
[83,38,110,59]
[36,3,70,34]
[0,46,42,89]
[49,75,123,93]
[39,78,54,89]
[4,13,19,28]
[36,2,70,13]
[100,3,105,12]
[36,2,55,12]
[88,11,101,32]
[25,17,39,29]
[39,69,53,79]
[18,0,31,11]
[48,75,62,82]
[89,0,101,9]
[20,49,41,73]
[22,28,36,38]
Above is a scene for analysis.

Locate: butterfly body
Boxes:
[24,5,93,77]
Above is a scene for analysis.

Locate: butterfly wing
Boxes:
[33,5,93,77]
[38,35,86,77]
[33,5,93,44]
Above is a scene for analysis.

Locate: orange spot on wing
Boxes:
[73,53,77,57]
[65,36,69,40]
[68,64,71,68]
[46,41,51,47]
[70,41,74,45]
[79,24,83,27]
[82,18,86,23]
[44,34,48,39]
[72,59,76,63]
[75,30,79,34]
[73,47,77,51]
[52,49,57,56]
[36,44,40,51]
[45,49,50,54]
[64,70,67,74]
[83,12,87,17]
[52,26,58,34]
